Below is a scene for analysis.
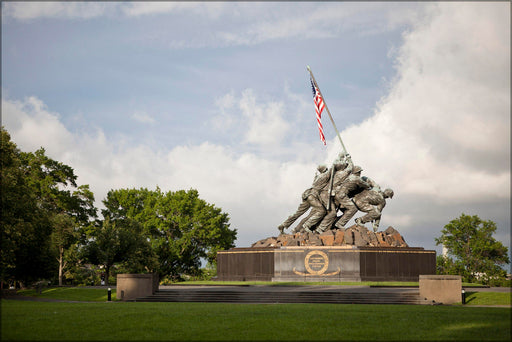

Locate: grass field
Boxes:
[464,291,511,305]
[16,287,118,301]
[2,300,510,341]
[4,286,510,341]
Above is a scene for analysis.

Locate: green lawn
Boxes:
[464,291,512,306]
[2,300,510,341]
[16,287,117,302]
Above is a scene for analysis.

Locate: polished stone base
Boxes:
[216,246,436,282]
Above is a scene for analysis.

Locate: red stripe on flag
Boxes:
[313,84,326,145]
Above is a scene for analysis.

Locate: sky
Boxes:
[2,2,510,262]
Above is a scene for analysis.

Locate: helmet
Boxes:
[383,188,394,198]
[334,161,347,170]
[317,164,328,173]
[352,166,363,174]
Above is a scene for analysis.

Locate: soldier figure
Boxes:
[316,156,353,232]
[333,165,371,229]
[332,153,354,187]
[277,164,330,234]
[353,188,394,231]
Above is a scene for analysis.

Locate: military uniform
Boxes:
[278,166,331,233]
[333,171,370,228]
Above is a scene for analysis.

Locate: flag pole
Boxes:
[307,65,348,155]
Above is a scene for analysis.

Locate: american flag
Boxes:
[311,79,326,145]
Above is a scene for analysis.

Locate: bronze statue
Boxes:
[277,152,394,234]
[278,67,395,234]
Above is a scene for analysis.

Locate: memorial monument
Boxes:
[217,66,436,281]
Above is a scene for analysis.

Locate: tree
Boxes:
[435,213,510,284]
[102,187,237,280]
[50,214,77,286]
[22,149,97,286]
[1,128,54,286]
[85,218,155,285]
[50,185,96,286]
[0,127,97,286]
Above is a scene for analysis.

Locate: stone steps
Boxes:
[135,287,433,305]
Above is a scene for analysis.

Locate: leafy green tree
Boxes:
[435,214,510,284]
[23,149,97,286]
[19,147,97,221]
[85,218,155,285]
[1,128,54,285]
[50,214,77,286]
[102,188,237,280]
[0,127,97,286]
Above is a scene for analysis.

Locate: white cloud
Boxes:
[1,1,226,21]
[131,111,155,124]
[121,2,186,17]
[211,89,293,148]
[1,96,74,154]
[122,2,226,19]
[216,3,425,46]
[2,2,113,20]
[211,92,236,132]
[238,90,290,146]
[2,2,424,47]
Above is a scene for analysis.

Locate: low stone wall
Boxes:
[117,274,158,301]
[419,275,462,304]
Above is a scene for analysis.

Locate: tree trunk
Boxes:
[58,245,64,286]
[105,265,110,286]
[59,246,64,286]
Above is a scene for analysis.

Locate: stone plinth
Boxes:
[419,275,462,304]
[117,273,158,301]
[217,246,436,282]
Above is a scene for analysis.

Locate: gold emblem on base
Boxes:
[293,250,341,276]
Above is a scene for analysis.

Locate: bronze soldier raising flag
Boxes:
[277,66,393,234]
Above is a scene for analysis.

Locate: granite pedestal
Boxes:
[217,246,436,282]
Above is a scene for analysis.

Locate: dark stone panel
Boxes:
[358,248,436,281]
[217,248,276,281]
